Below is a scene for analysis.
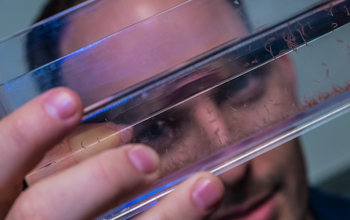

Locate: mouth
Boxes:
[213,189,277,220]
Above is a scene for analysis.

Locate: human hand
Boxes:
[135,172,224,220]
[1,87,224,220]
[26,122,134,185]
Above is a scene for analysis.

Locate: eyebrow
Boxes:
[112,51,262,125]
[162,53,260,106]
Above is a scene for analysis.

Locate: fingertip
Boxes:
[43,87,83,123]
[127,145,160,174]
[115,124,134,144]
[192,173,224,211]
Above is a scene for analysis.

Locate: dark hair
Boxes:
[26,0,246,92]
[26,0,84,92]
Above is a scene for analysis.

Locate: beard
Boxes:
[207,143,310,220]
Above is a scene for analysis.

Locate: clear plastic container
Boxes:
[1,0,350,219]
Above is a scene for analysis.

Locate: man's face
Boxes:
[60,0,310,219]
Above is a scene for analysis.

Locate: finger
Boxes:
[7,145,160,220]
[136,172,224,220]
[25,123,133,185]
[0,87,82,217]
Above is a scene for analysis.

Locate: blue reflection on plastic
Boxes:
[83,97,131,121]
[97,174,191,219]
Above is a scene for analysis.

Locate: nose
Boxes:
[191,97,250,185]
[192,98,229,145]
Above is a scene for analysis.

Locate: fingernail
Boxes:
[121,128,133,143]
[115,125,133,143]
[105,122,119,130]
[192,179,223,211]
[128,145,159,174]
[45,92,77,120]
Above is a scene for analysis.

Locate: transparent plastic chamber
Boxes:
[1,0,350,219]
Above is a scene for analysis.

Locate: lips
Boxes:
[212,189,277,220]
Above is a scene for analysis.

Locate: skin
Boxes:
[1,0,315,219]
[60,0,246,106]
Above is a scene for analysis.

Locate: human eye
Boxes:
[214,66,269,107]
[135,120,171,141]
[133,114,184,154]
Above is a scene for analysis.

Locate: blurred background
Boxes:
[1,0,350,196]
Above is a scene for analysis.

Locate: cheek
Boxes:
[252,140,309,218]
[251,140,305,180]
[218,163,249,185]
[219,66,298,139]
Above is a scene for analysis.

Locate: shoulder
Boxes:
[309,187,350,220]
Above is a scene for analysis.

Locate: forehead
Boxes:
[61,0,188,53]
[60,0,248,106]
